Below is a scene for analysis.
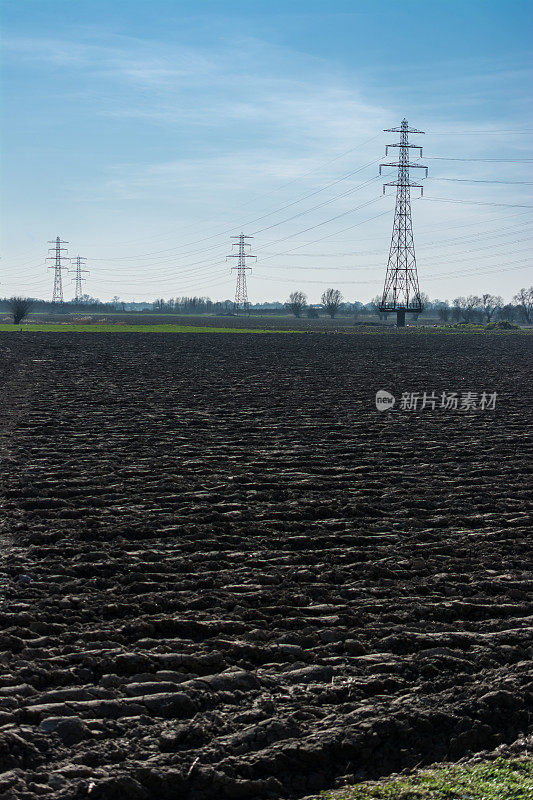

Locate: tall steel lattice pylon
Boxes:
[70,256,89,302]
[227,234,256,314]
[47,236,70,303]
[379,119,428,327]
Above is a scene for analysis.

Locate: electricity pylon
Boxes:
[47,237,70,303]
[378,119,428,327]
[227,234,256,314]
[70,256,89,302]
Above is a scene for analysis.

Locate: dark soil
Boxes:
[0,332,531,800]
[22,312,385,330]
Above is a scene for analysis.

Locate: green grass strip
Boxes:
[0,324,529,335]
[317,758,533,799]
[0,324,296,334]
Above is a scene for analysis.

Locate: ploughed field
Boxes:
[24,312,381,331]
[0,332,531,800]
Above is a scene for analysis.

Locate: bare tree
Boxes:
[499,303,518,323]
[370,294,389,321]
[452,295,481,323]
[419,292,430,310]
[452,297,465,322]
[513,286,533,323]
[7,297,33,324]
[285,291,307,318]
[352,301,363,322]
[465,295,482,322]
[481,293,503,322]
[434,301,450,323]
[412,291,430,321]
[321,288,343,318]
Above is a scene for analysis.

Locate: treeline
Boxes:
[152,297,234,314]
[284,288,533,323]
[424,290,533,324]
[0,296,120,314]
[2,287,532,324]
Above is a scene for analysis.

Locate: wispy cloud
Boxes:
[3,34,214,79]
[3,31,389,139]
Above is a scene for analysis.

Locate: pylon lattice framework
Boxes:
[227,234,256,313]
[47,236,70,303]
[379,119,428,327]
[71,256,89,302]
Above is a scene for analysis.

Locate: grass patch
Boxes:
[0,324,296,334]
[0,323,529,335]
[317,758,533,799]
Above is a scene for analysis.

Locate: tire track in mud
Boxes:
[0,332,531,800]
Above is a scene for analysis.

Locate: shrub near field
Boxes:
[0,331,531,800]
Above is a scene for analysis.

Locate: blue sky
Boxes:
[1,0,532,303]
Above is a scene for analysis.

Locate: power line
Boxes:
[234,134,383,205]
[9,207,530,296]
[261,212,533,254]
[426,157,533,162]
[94,164,390,269]
[421,242,532,268]
[425,256,531,280]
[9,128,533,300]
[250,171,389,236]
[86,159,382,263]
[257,196,384,250]
[258,238,533,271]
[73,135,384,253]
[423,197,533,208]
[430,178,533,185]
[16,201,526,282]
[430,130,533,135]
[262,224,533,258]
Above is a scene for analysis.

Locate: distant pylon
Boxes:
[227,234,256,314]
[378,119,428,327]
[47,237,70,303]
[70,256,89,302]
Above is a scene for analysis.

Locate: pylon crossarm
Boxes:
[379,163,428,173]
[384,127,424,134]
[383,183,424,195]
[385,144,423,156]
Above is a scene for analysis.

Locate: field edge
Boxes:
[312,756,533,799]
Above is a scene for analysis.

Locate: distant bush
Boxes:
[7,296,33,324]
[449,322,484,329]
[485,319,519,330]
